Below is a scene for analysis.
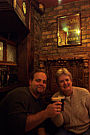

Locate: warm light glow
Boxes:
[13,0,16,8]
[23,2,26,14]
[76,29,80,35]
[39,3,44,9]
[62,26,68,35]
[58,0,62,4]
[0,42,3,51]
[63,27,68,32]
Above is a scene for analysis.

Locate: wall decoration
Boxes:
[7,44,16,62]
[0,41,3,61]
[57,13,81,46]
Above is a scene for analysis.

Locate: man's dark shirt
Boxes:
[0,87,45,135]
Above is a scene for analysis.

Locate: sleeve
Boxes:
[6,89,29,135]
[85,92,90,116]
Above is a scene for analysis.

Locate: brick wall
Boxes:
[37,0,90,60]
[32,0,90,92]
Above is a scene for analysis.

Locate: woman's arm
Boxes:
[51,112,64,127]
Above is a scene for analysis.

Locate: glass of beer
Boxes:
[51,96,65,111]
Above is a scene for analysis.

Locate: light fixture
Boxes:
[58,0,62,4]
[31,0,45,15]
[39,2,45,15]
[23,2,26,15]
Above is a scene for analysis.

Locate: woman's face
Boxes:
[58,74,73,96]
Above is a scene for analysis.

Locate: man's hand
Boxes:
[45,102,62,118]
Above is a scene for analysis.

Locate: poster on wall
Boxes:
[57,13,81,47]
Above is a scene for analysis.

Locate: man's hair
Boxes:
[29,69,47,80]
[56,68,72,84]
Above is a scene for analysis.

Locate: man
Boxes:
[52,68,90,135]
[0,69,61,135]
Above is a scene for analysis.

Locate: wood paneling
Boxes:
[38,0,80,8]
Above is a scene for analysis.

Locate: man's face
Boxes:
[58,74,73,96]
[30,72,47,96]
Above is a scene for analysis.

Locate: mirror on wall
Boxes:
[57,13,81,47]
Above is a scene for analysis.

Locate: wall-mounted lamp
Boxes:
[58,0,62,4]
[31,0,45,15]
[39,3,45,15]
[23,2,26,15]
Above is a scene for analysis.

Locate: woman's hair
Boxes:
[56,68,72,84]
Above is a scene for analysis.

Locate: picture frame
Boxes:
[0,41,3,61]
[57,13,81,47]
[0,37,17,63]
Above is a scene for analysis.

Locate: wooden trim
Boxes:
[0,62,17,66]
[0,36,16,46]
[89,59,90,92]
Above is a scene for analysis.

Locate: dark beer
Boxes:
[51,96,65,111]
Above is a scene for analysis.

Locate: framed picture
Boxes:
[0,37,17,64]
[57,13,81,47]
[0,41,3,61]
[7,44,16,63]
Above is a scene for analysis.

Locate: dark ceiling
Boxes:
[38,0,80,8]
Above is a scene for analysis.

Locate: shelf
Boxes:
[0,0,29,42]
[0,62,17,66]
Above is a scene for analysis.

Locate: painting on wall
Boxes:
[57,13,81,47]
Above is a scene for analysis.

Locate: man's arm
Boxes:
[25,101,61,132]
[25,110,48,131]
